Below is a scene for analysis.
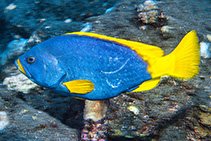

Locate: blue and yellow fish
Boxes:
[15,31,200,100]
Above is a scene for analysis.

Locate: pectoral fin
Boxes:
[62,80,95,94]
[127,77,161,93]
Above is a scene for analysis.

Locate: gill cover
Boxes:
[40,52,66,88]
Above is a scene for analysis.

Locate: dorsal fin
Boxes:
[63,32,164,62]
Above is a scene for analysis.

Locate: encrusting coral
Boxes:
[137,0,166,26]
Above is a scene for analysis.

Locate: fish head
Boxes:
[15,45,66,88]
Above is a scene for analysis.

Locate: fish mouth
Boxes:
[15,59,31,78]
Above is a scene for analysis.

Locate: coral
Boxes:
[64,18,72,23]
[0,38,28,65]
[4,3,17,12]
[80,22,92,32]
[82,100,108,140]
[0,111,9,131]
[127,105,140,115]
[200,42,210,58]
[207,34,211,42]
[105,7,115,14]
[81,119,107,141]
[3,73,38,94]
[137,0,166,26]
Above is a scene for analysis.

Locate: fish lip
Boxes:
[14,59,21,72]
[15,59,31,78]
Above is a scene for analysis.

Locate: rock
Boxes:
[3,0,117,36]
[198,112,211,128]
[107,78,195,138]
[185,106,211,140]
[0,88,79,140]
[27,21,84,47]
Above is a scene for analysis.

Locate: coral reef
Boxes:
[0,0,211,140]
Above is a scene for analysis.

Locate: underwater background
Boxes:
[0,0,211,140]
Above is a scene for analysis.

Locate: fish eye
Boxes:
[27,56,35,64]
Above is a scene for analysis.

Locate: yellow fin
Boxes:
[62,80,94,94]
[127,77,161,93]
[64,32,164,60]
[71,96,86,100]
[148,30,200,79]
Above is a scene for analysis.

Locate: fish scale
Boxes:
[53,35,151,99]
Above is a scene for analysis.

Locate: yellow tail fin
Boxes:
[148,30,200,79]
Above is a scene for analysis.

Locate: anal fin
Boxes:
[62,80,95,94]
[127,77,161,93]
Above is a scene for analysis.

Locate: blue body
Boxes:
[15,35,152,100]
